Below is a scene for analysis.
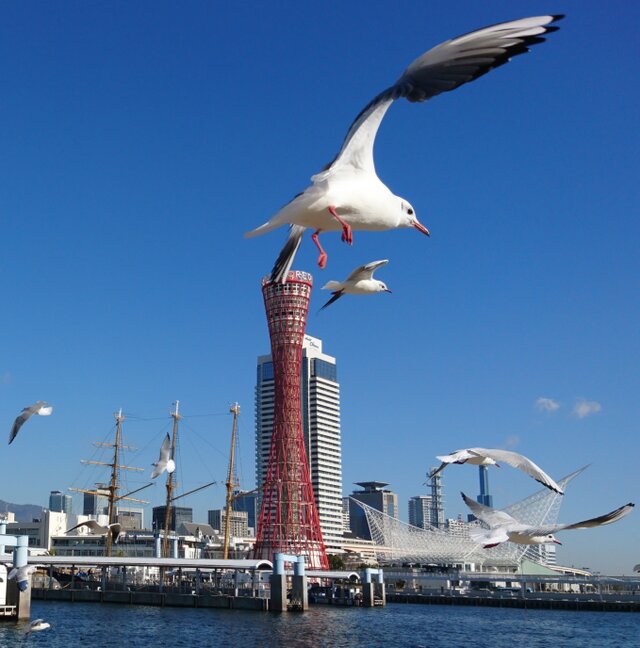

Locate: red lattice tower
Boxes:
[253,270,329,569]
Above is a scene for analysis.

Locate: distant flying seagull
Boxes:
[634,564,640,573]
[245,15,563,283]
[429,447,564,495]
[320,259,391,310]
[67,520,123,544]
[151,433,176,479]
[25,619,50,636]
[8,401,53,445]
[461,492,634,548]
[7,564,42,592]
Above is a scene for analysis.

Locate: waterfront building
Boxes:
[350,468,584,568]
[208,509,249,538]
[231,490,257,533]
[255,333,343,550]
[116,507,144,531]
[151,506,192,532]
[7,510,67,551]
[342,497,351,533]
[408,495,433,529]
[49,490,73,516]
[348,482,398,540]
[83,491,109,517]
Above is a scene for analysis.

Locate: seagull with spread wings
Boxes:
[320,259,391,310]
[8,401,53,445]
[461,492,634,548]
[245,16,563,282]
[66,520,124,544]
[151,433,176,479]
[429,447,564,495]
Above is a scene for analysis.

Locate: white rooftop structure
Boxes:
[354,468,585,567]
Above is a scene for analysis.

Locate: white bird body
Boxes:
[246,16,563,283]
[26,619,50,635]
[67,520,123,544]
[321,259,391,310]
[8,400,53,445]
[462,492,634,548]
[430,447,564,495]
[151,433,176,479]
[7,564,41,591]
[251,170,406,235]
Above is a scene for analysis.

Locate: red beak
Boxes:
[413,221,430,236]
[553,540,562,545]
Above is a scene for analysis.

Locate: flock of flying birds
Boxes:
[245,14,635,548]
[3,17,636,614]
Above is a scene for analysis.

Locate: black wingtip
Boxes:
[320,291,343,311]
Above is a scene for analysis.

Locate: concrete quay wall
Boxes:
[32,588,269,611]
[388,593,640,612]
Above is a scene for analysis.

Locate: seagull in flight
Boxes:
[321,259,391,310]
[246,15,564,283]
[151,433,176,479]
[429,447,564,495]
[461,492,634,548]
[67,520,124,544]
[8,401,53,445]
[6,564,42,592]
[25,619,51,636]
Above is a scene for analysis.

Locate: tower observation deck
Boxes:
[253,271,328,569]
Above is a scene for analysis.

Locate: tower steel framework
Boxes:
[253,271,329,569]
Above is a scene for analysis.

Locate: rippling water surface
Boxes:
[1,601,638,647]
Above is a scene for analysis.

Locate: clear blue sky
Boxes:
[1,2,638,574]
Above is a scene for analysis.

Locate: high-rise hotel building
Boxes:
[256,334,343,549]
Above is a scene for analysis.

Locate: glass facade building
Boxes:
[256,334,343,549]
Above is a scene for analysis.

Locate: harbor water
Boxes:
[1,601,638,647]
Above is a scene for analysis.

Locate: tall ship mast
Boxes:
[162,401,180,557]
[159,400,216,558]
[69,408,150,556]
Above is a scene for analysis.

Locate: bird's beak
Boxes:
[413,221,430,236]
[553,540,562,545]
[385,289,392,293]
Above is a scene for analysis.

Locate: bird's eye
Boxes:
[407,208,414,215]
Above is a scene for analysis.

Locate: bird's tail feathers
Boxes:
[322,280,343,291]
[271,225,306,284]
[468,526,492,545]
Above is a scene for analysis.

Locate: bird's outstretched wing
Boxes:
[524,503,634,537]
[429,449,477,477]
[461,492,517,527]
[345,259,389,282]
[468,447,564,495]
[321,15,563,177]
[67,520,103,534]
[151,433,172,479]
[320,291,345,311]
[8,401,51,444]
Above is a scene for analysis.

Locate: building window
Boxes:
[311,359,337,382]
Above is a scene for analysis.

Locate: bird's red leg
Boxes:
[328,205,353,245]
[311,230,327,269]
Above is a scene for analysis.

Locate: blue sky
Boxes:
[1,1,638,574]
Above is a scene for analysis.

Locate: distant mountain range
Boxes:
[0,499,44,523]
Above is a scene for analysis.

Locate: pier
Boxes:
[23,554,383,613]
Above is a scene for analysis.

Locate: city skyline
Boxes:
[1,2,638,574]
